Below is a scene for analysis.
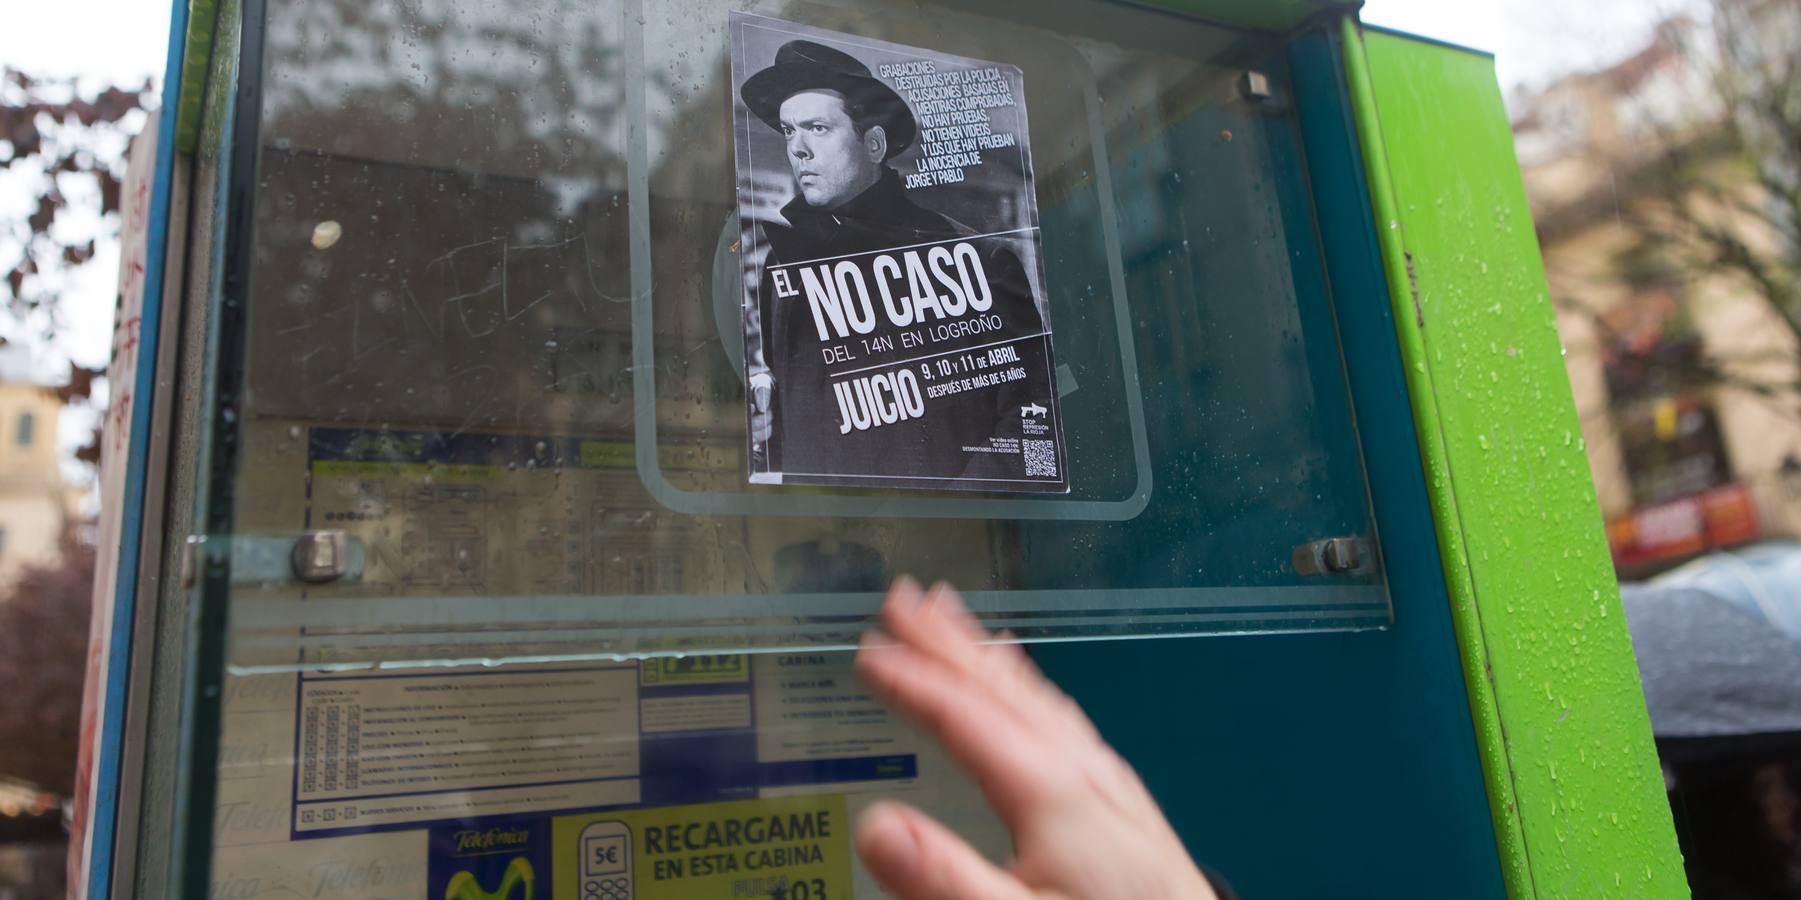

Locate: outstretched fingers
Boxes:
[856,633,1055,819]
[878,581,1103,747]
[856,578,1219,900]
[856,802,1038,900]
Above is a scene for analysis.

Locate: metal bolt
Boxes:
[1321,537,1361,573]
[1293,537,1368,577]
[292,531,350,584]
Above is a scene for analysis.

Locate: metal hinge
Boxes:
[180,531,366,587]
[1293,536,1376,577]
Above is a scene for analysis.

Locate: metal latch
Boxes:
[1293,536,1374,577]
[182,532,366,586]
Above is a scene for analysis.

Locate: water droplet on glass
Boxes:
[311,220,343,250]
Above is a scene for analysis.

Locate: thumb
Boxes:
[855,802,1035,900]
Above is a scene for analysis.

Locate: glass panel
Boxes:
[197,0,1392,895]
[224,0,1387,673]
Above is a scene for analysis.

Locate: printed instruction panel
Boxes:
[212,653,1007,899]
[212,417,1010,898]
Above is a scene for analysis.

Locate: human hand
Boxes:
[854,578,1219,900]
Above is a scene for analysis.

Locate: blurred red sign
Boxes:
[1607,483,1760,569]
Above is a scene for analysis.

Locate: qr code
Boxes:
[1023,439,1058,478]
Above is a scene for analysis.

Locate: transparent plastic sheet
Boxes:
[223,0,1388,671]
[197,1,1392,896]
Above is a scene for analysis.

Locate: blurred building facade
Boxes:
[0,346,77,589]
[1516,0,1801,575]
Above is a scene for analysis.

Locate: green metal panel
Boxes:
[1345,22,1687,898]
[174,0,219,153]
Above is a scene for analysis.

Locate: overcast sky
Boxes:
[4,0,1703,93]
[0,0,1699,374]
[1361,0,1703,95]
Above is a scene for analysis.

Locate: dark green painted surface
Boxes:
[1031,29,1508,899]
[1339,21,1531,896]
[1015,31,1382,612]
[1352,25,1688,898]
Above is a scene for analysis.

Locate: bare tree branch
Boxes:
[0,68,150,338]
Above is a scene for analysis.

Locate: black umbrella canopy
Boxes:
[1621,584,1801,742]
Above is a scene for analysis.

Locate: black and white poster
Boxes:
[731,13,1068,493]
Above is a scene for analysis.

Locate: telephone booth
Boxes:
[77,0,1688,896]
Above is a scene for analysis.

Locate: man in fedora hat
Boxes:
[740,39,921,216]
[740,39,1044,482]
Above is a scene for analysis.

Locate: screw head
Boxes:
[292,531,349,584]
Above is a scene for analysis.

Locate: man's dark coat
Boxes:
[756,168,1045,481]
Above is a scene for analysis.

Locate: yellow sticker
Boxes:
[554,795,850,900]
[312,460,499,481]
[578,441,740,471]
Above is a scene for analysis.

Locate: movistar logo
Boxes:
[445,857,535,900]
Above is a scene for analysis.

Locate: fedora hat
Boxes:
[741,40,917,160]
